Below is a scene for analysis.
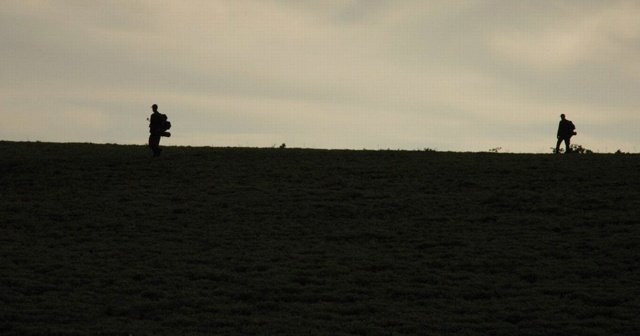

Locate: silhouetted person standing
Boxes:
[148,104,171,157]
[556,114,576,154]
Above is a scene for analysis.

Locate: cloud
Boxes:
[1,1,638,152]
[489,1,640,71]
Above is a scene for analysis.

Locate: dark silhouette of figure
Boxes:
[148,104,171,157]
[556,114,576,154]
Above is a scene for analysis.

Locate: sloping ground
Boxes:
[1,141,639,335]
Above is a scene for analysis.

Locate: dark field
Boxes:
[1,141,639,335]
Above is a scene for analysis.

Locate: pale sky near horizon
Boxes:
[2,1,639,153]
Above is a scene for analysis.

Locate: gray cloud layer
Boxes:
[2,1,639,152]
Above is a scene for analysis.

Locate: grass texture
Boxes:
[1,141,639,335]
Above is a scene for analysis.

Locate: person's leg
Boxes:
[556,138,563,153]
[565,137,571,153]
[149,134,161,156]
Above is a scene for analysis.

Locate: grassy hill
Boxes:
[1,141,639,335]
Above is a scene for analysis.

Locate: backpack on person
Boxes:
[160,114,172,137]
[569,121,576,136]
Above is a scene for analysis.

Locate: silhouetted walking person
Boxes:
[556,114,576,154]
[148,104,171,157]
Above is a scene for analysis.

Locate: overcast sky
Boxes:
[2,1,639,152]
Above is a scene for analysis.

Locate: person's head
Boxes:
[151,104,158,112]
[560,114,566,120]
